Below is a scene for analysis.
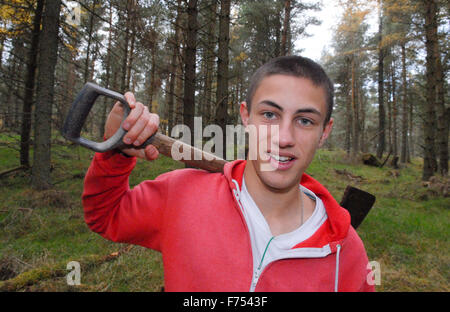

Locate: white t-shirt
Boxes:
[239,177,328,291]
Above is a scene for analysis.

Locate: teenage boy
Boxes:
[82,56,374,292]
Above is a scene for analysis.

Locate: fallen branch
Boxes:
[334,169,365,182]
[0,166,28,178]
[380,150,393,168]
[0,245,134,292]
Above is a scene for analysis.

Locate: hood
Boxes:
[223,160,350,249]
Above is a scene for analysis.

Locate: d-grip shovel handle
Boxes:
[62,83,227,173]
[62,82,154,153]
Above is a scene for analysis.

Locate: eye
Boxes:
[263,112,276,120]
[297,117,313,126]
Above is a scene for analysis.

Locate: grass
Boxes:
[0,134,448,291]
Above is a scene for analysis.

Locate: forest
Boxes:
[0,0,448,187]
[0,0,448,292]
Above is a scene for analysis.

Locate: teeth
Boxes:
[270,154,293,162]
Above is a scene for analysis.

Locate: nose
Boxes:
[272,120,295,149]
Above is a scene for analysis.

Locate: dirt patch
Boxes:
[18,189,72,209]
[422,176,449,198]
[0,257,19,281]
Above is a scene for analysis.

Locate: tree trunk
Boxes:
[351,57,359,160]
[422,0,438,181]
[167,0,183,134]
[20,0,44,167]
[174,57,184,126]
[83,0,98,84]
[274,10,281,57]
[376,0,386,159]
[183,0,198,146]
[359,82,367,153]
[120,0,132,93]
[386,63,392,154]
[148,43,158,112]
[408,91,413,162]
[400,43,409,163]
[215,0,231,158]
[345,57,352,155]
[202,1,217,124]
[5,38,24,131]
[32,0,62,190]
[391,60,398,157]
[280,0,291,56]
[126,1,137,92]
[0,36,4,67]
[148,17,160,113]
[99,1,113,139]
[434,35,448,175]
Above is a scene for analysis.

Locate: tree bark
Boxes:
[120,0,132,93]
[280,0,291,56]
[386,61,392,154]
[351,57,359,160]
[400,43,409,163]
[20,0,44,167]
[183,0,198,146]
[202,1,217,124]
[148,17,160,113]
[376,0,386,160]
[83,0,98,84]
[391,60,398,157]
[215,0,231,157]
[422,0,438,181]
[345,57,352,155]
[434,33,448,175]
[99,1,114,139]
[126,0,137,92]
[32,0,62,190]
[168,0,183,133]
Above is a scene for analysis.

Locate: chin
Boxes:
[255,164,302,192]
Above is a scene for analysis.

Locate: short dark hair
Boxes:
[246,55,334,126]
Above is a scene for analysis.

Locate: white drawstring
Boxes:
[334,244,341,292]
[234,178,342,292]
[232,179,245,214]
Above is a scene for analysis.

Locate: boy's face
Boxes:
[240,74,333,192]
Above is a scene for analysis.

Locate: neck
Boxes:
[243,160,302,221]
[242,160,317,236]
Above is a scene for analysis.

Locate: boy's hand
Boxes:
[104,92,160,160]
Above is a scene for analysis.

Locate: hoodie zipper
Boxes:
[334,244,341,292]
[231,180,257,289]
[250,236,275,292]
[231,178,343,292]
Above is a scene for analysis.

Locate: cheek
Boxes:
[294,131,322,152]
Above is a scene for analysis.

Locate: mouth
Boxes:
[267,152,297,170]
[270,154,295,163]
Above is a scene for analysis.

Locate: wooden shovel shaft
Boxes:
[150,132,228,173]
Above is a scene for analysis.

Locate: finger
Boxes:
[120,147,145,159]
[134,113,159,144]
[124,106,150,145]
[134,121,157,147]
[149,113,160,129]
[124,92,137,109]
[122,101,144,132]
[144,145,159,161]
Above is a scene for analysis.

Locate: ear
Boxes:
[240,101,250,127]
[318,118,333,148]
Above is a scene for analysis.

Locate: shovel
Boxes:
[62,83,376,229]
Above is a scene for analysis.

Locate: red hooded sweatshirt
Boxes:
[82,151,374,292]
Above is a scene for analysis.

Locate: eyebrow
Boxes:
[258,100,322,116]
